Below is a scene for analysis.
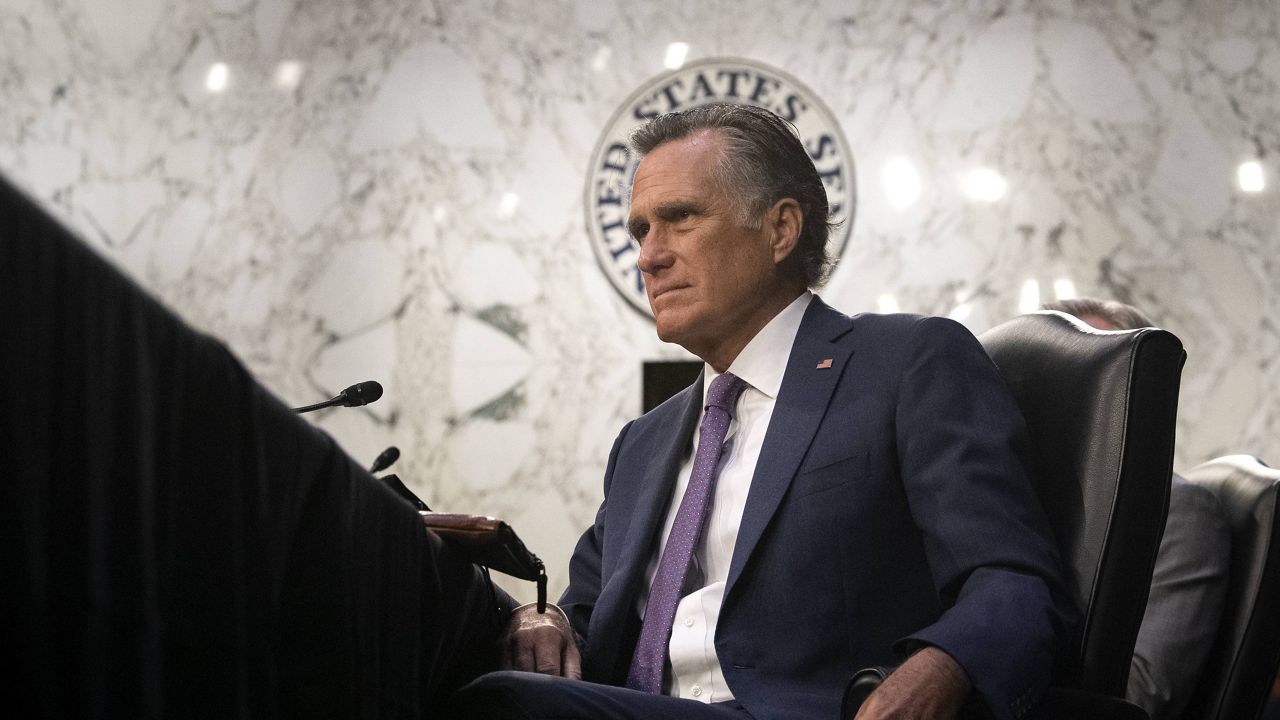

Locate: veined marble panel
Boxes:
[2,0,1278,601]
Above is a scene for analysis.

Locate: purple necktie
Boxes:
[626,371,748,694]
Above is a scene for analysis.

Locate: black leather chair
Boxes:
[1180,455,1280,720]
[843,311,1185,719]
[982,311,1185,702]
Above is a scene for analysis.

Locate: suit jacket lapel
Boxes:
[587,377,702,682]
[726,299,855,596]
[609,374,703,609]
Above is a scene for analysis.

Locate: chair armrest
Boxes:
[841,666,894,719]
[841,670,1147,720]
[1023,688,1149,720]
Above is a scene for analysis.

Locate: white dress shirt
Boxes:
[640,291,813,702]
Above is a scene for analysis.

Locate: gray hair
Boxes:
[1042,297,1154,330]
[629,103,837,288]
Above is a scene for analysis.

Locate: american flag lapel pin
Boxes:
[816,358,833,369]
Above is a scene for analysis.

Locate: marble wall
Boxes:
[3,0,1278,601]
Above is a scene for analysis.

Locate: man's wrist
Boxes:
[512,601,571,627]
[511,601,584,648]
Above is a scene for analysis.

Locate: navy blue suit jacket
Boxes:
[560,298,1072,720]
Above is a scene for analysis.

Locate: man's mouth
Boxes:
[649,284,689,303]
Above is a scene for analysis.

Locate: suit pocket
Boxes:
[793,449,867,497]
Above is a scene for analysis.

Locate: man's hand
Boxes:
[500,603,582,680]
[854,646,972,720]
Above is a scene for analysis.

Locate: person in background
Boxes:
[1043,297,1231,720]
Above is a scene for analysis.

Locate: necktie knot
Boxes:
[705,372,747,418]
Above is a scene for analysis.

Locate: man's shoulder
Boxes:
[1168,472,1230,531]
[845,310,947,332]
[828,308,979,352]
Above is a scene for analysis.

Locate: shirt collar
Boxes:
[704,291,813,401]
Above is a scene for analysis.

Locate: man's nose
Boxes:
[636,231,672,276]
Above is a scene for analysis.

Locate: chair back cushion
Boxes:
[1182,455,1280,720]
[979,311,1185,696]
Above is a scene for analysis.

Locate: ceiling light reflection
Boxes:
[1018,278,1041,314]
[275,60,304,89]
[1053,278,1077,301]
[948,302,973,323]
[877,293,900,314]
[962,167,1008,203]
[205,62,229,93]
[882,157,922,210]
[1238,160,1265,193]
[498,192,520,218]
[591,46,612,72]
[664,42,689,70]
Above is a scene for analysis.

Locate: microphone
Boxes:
[338,380,383,407]
[293,380,384,414]
[369,446,400,474]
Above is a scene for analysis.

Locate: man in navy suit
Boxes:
[451,104,1071,720]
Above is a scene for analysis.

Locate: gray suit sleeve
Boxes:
[1126,474,1231,720]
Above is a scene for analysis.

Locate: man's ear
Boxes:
[766,197,804,265]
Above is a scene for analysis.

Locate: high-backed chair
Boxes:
[980,311,1185,708]
[844,311,1186,719]
[1180,455,1280,720]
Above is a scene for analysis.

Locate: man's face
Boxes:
[1080,314,1118,331]
[627,131,788,363]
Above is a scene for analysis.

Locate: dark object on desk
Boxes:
[843,311,1184,720]
[642,359,702,413]
[382,471,430,510]
[378,472,548,611]
[1181,455,1280,720]
[419,512,548,612]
